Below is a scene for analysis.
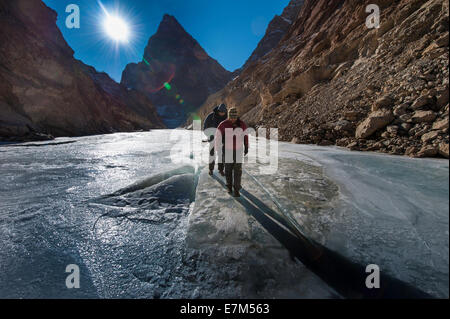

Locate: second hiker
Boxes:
[203,103,228,176]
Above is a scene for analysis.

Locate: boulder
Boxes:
[432,118,449,131]
[372,96,394,111]
[411,95,433,110]
[355,109,394,139]
[417,145,438,158]
[421,131,439,143]
[411,111,437,123]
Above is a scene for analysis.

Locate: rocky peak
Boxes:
[156,14,187,35]
[142,14,208,64]
[122,14,231,128]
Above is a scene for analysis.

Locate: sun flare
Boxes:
[103,15,130,42]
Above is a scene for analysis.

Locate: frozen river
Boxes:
[0,130,448,298]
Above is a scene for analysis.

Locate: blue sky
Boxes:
[42,0,291,82]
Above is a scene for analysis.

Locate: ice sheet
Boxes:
[0,131,447,298]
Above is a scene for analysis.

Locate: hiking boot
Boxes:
[233,189,240,198]
[219,170,225,177]
[226,185,233,194]
[209,170,213,176]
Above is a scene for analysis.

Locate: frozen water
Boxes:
[0,131,447,298]
[181,169,339,298]
[280,143,449,298]
[0,131,189,298]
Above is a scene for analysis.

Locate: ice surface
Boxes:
[279,143,449,297]
[0,131,447,298]
[182,170,339,298]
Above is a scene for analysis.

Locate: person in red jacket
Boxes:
[215,107,249,197]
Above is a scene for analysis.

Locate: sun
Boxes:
[98,1,131,43]
[103,15,130,42]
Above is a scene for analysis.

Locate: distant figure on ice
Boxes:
[215,107,249,197]
[203,103,228,176]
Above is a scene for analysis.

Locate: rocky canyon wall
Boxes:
[198,0,449,158]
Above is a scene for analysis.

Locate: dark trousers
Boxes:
[225,162,242,191]
[209,145,224,172]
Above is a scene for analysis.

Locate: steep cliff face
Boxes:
[121,15,232,128]
[199,0,449,158]
[0,0,164,142]
[241,0,304,70]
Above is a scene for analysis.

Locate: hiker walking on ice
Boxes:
[203,103,228,176]
[215,107,249,198]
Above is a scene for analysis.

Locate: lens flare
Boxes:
[141,60,176,94]
[164,82,172,91]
